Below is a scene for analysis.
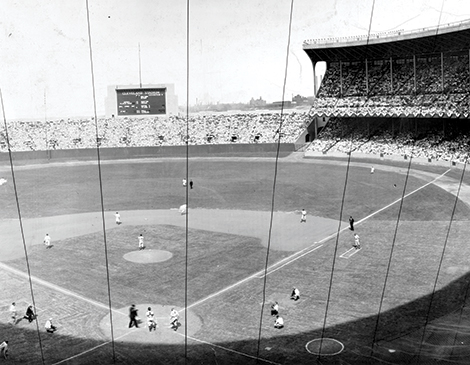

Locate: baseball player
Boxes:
[353,233,361,250]
[146,307,157,331]
[9,302,17,325]
[115,212,121,225]
[170,308,180,331]
[44,234,51,248]
[0,340,8,359]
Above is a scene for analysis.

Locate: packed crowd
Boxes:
[0,112,310,152]
[310,94,470,118]
[307,117,470,162]
[309,52,470,162]
[317,52,470,98]
[313,52,470,120]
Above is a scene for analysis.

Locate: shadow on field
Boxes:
[3,270,470,365]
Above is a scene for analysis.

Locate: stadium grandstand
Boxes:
[4,20,470,164]
[0,112,309,153]
[303,19,470,163]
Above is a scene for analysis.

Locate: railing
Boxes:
[303,18,470,46]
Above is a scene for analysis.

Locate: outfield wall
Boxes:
[0,143,295,164]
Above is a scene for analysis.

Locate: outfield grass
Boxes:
[1,159,466,220]
[1,156,470,364]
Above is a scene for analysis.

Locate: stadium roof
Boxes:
[303,19,470,63]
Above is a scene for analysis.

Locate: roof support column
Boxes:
[441,52,444,93]
[413,55,417,94]
[365,58,369,95]
[339,60,343,97]
[390,57,393,94]
[313,61,318,97]
[314,117,318,139]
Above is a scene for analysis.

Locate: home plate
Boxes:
[340,247,361,259]
[99,304,202,344]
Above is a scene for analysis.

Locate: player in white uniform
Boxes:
[45,318,57,333]
[9,302,16,325]
[182,178,187,187]
[115,212,121,225]
[274,315,284,329]
[271,302,279,316]
[179,204,187,215]
[44,234,51,248]
[146,307,157,331]
[138,234,145,250]
[0,341,8,359]
[300,209,307,223]
[353,233,361,250]
[170,308,180,331]
[290,287,300,301]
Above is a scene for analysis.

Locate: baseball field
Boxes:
[1,153,470,364]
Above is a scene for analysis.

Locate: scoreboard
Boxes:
[116,88,166,115]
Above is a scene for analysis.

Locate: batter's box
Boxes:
[0,299,29,312]
[0,300,44,323]
[340,247,361,259]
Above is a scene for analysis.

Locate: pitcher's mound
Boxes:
[123,250,173,263]
[100,304,202,344]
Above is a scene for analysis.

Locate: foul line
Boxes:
[256,245,323,278]
[188,168,451,309]
[355,168,451,225]
[0,262,128,318]
[51,329,138,365]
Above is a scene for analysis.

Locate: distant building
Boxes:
[249,97,266,107]
[292,94,309,105]
[271,101,292,108]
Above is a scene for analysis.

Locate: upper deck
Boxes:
[303,20,470,62]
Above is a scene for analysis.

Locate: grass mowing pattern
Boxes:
[2,158,470,364]
[7,224,291,309]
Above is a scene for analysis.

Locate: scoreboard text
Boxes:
[116,88,166,115]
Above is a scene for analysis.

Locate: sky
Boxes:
[1,0,470,119]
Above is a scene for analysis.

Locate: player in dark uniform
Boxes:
[349,216,355,231]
